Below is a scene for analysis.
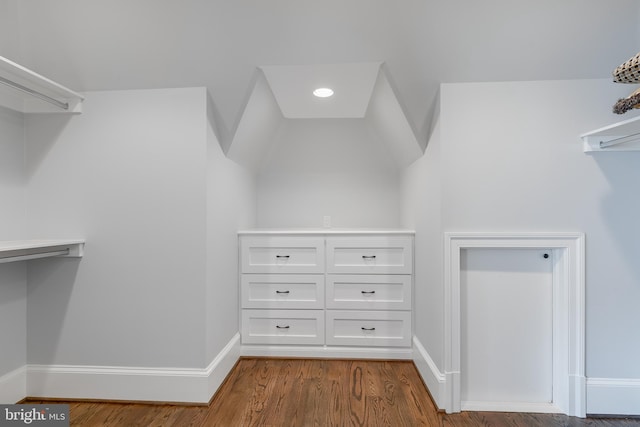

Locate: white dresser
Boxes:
[239,230,414,359]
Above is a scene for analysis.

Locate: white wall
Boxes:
[24,88,209,369]
[206,104,256,363]
[403,78,640,413]
[440,79,640,381]
[257,119,401,228]
[0,106,26,239]
[0,87,257,402]
[0,106,27,383]
[401,118,443,370]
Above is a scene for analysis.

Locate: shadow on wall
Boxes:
[24,114,74,180]
[418,85,440,153]
[592,153,640,287]
[26,258,81,368]
[0,106,24,187]
[206,91,231,155]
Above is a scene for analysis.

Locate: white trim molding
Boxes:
[0,366,26,404]
[444,232,586,417]
[26,333,241,404]
[207,333,242,398]
[462,401,563,414]
[241,344,413,360]
[587,378,640,416]
[412,336,446,410]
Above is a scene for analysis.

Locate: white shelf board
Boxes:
[581,115,640,152]
[0,56,84,114]
[0,239,85,263]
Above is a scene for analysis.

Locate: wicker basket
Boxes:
[613,52,640,83]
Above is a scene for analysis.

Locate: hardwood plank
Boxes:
[347,361,368,426]
[390,361,442,426]
[323,360,349,425]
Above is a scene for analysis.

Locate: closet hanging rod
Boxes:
[599,131,640,149]
[0,75,69,110]
[0,249,70,264]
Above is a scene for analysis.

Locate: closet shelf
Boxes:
[0,56,84,114]
[0,240,85,264]
[581,115,640,152]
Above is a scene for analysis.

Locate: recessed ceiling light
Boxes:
[313,87,334,98]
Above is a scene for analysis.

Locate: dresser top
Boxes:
[238,228,415,235]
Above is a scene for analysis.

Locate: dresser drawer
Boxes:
[240,236,325,274]
[326,237,412,274]
[241,309,325,345]
[241,274,324,309]
[325,310,411,347]
[326,275,411,310]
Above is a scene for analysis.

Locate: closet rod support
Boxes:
[0,75,69,110]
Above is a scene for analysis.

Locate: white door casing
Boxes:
[443,232,586,417]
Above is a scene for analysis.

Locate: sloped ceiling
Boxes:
[227,70,282,170]
[4,0,640,150]
[366,65,422,167]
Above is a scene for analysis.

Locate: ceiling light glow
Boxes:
[313,87,334,98]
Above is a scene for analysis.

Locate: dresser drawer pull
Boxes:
[361,290,376,294]
[276,290,290,294]
[361,327,376,331]
[276,325,290,329]
[362,255,376,259]
[276,255,290,259]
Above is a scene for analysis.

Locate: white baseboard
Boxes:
[26,333,241,404]
[0,366,26,404]
[587,377,640,416]
[240,344,413,360]
[412,336,446,410]
[207,333,241,398]
[461,401,562,414]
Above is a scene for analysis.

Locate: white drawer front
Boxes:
[242,309,325,345]
[241,274,324,309]
[325,310,411,347]
[326,237,412,274]
[326,275,411,310]
[241,236,325,273]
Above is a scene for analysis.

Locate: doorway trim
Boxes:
[443,232,585,417]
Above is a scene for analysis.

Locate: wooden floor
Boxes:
[28,358,640,426]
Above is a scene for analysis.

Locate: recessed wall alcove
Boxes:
[223,62,424,228]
